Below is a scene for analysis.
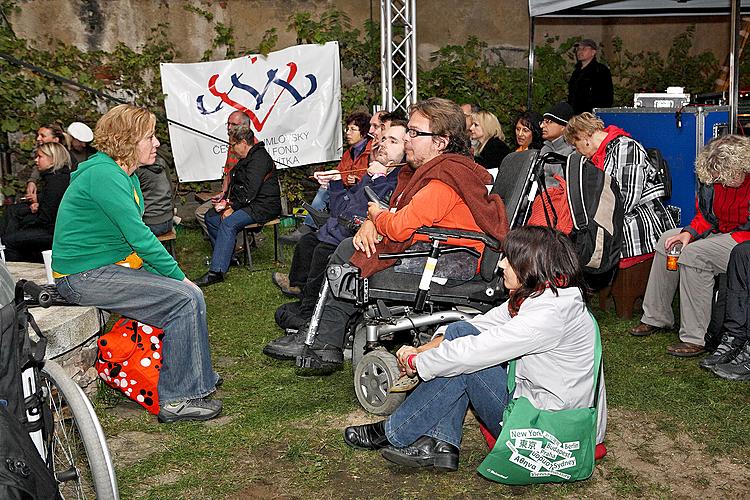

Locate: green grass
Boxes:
[97,225,750,498]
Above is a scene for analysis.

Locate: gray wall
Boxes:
[9,1,734,69]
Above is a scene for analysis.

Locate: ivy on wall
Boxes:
[0,2,734,200]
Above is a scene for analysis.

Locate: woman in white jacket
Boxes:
[342,226,606,472]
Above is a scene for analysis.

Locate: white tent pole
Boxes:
[730,0,741,134]
[527,16,536,110]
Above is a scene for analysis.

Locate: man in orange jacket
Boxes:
[263,98,509,369]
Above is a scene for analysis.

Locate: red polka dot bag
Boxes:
[96,318,163,414]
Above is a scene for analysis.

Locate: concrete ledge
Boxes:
[6,262,108,358]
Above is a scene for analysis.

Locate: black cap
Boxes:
[574,38,598,49]
[543,102,574,126]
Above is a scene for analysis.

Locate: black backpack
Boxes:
[646,147,672,200]
[564,153,625,275]
[0,263,59,499]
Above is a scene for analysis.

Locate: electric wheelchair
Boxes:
[295,150,554,415]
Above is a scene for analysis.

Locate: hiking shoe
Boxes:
[700,334,744,369]
[158,398,222,423]
[712,342,750,381]
[272,272,302,297]
[263,330,307,361]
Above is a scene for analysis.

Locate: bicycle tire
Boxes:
[42,360,119,499]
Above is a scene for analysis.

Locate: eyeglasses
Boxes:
[406,128,439,138]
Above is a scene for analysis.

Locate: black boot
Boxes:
[712,342,750,381]
[381,435,459,472]
[343,421,389,450]
[700,333,744,369]
[263,328,307,361]
[194,271,224,288]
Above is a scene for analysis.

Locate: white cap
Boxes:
[67,122,94,142]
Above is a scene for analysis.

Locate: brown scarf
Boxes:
[350,153,509,277]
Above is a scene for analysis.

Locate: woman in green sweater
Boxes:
[52,104,221,423]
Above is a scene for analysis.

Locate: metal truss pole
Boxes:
[380,0,417,114]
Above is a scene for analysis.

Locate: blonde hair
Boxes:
[472,110,505,154]
[695,134,750,185]
[37,142,71,172]
[563,112,604,144]
[93,104,156,169]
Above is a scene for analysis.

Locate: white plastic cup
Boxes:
[41,250,53,284]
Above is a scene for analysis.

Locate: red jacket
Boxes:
[337,139,372,187]
[685,174,750,243]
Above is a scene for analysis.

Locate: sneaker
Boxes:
[158,398,222,423]
[700,333,744,369]
[712,342,750,381]
[272,272,302,297]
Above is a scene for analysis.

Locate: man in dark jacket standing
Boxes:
[567,39,613,114]
[195,124,281,286]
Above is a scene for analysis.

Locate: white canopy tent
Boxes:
[527,0,750,131]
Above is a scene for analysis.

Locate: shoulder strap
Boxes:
[507,309,602,409]
[565,153,589,231]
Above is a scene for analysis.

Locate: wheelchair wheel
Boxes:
[42,360,119,499]
[353,350,405,416]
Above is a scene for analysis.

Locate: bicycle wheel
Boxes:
[42,360,119,499]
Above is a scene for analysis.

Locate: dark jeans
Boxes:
[205,208,256,273]
[316,238,358,348]
[1,204,51,262]
[724,241,750,342]
[384,321,509,449]
[146,219,174,237]
[288,231,320,288]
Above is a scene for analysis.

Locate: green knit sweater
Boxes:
[52,152,184,280]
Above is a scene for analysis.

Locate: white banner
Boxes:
[160,42,342,182]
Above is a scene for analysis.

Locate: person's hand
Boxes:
[30,202,39,213]
[211,192,225,204]
[367,201,386,221]
[313,169,341,187]
[396,346,419,378]
[367,160,388,177]
[346,174,357,185]
[664,231,691,252]
[221,207,234,219]
[26,181,37,197]
[29,193,37,204]
[352,219,380,257]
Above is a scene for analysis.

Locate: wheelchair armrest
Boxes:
[415,226,500,249]
[379,246,480,260]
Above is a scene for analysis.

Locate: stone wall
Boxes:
[8,0,735,70]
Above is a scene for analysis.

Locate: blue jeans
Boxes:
[146,219,174,236]
[303,187,330,228]
[56,265,219,404]
[205,208,255,273]
[385,321,509,449]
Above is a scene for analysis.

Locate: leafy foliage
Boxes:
[0,2,736,200]
[607,25,720,105]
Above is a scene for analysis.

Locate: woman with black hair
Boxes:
[342,226,606,472]
[513,111,543,152]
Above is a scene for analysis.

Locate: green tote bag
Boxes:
[477,314,602,485]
